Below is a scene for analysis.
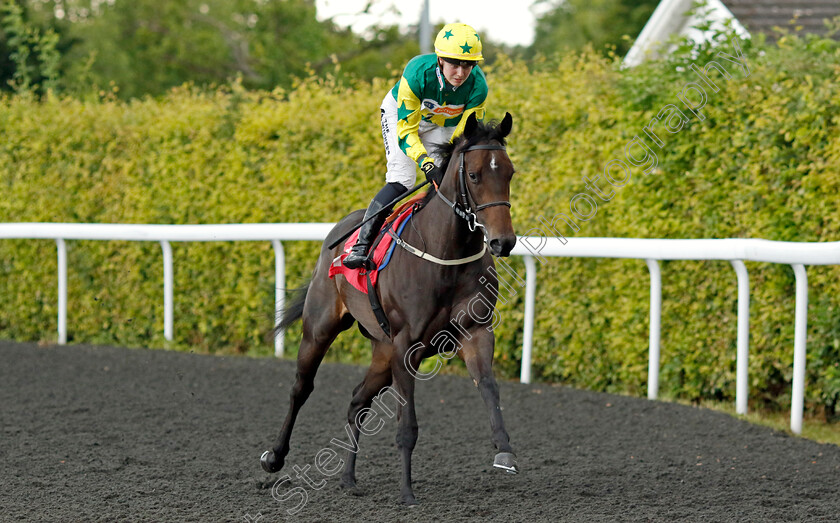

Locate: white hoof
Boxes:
[493,452,519,474]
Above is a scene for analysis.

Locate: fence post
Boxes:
[790,264,808,435]
[520,255,537,384]
[160,241,173,341]
[645,259,661,400]
[56,239,67,345]
[730,260,750,415]
[272,240,285,357]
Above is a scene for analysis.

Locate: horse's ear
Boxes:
[499,112,513,138]
[464,112,479,138]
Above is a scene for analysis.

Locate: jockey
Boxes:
[342,22,488,269]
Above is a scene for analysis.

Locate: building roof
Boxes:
[624,0,840,66]
[722,0,840,38]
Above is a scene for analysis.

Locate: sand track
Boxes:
[2,341,838,522]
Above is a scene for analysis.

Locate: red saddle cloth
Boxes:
[328,206,415,294]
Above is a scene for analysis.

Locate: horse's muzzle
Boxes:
[489,235,516,257]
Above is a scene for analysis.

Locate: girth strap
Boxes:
[363,216,398,338]
[366,269,391,338]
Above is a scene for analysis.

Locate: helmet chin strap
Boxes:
[435,59,458,91]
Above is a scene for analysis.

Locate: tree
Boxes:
[530,0,659,58]
[57,0,421,97]
[0,0,64,95]
[1,1,509,99]
[60,0,273,97]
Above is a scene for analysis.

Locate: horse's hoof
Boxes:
[493,452,519,474]
[401,494,418,506]
[339,476,357,490]
[260,450,282,473]
[340,480,366,497]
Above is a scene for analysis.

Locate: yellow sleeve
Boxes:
[395,78,432,167]
[451,101,487,140]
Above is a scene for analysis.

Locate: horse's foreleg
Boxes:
[340,347,393,489]
[391,352,419,505]
[458,329,518,474]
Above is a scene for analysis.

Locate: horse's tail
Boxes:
[274,279,311,335]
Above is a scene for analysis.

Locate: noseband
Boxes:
[436,143,512,232]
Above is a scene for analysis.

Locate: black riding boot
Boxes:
[343,182,406,269]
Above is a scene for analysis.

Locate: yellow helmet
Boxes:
[434,23,483,62]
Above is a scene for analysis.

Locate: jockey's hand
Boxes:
[421,162,443,186]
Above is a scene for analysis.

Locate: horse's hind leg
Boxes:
[261,283,353,473]
[340,343,394,489]
[458,328,518,474]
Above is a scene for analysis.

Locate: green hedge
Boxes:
[1,33,839,417]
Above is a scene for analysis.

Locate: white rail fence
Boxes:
[1,223,838,435]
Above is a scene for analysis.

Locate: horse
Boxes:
[260,112,518,505]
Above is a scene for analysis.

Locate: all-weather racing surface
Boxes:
[2,340,839,522]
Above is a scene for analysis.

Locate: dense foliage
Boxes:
[0,0,426,98]
[0,0,655,98]
[1,28,839,418]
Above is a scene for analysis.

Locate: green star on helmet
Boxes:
[460,42,472,53]
[443,30,454,39]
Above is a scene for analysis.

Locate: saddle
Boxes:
[328,203,417,294]
[385,192,427,224]
[327,192,429,338]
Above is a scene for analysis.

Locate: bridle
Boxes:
[386,142,512,267]
[435,143,512,232]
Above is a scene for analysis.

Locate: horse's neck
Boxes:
[409,185,483,260]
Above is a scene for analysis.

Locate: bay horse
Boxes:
[261,112,518,505]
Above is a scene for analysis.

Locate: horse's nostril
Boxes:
[489,239,505,256]
[489,236,515,257]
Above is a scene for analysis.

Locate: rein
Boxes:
[390,142,510,266]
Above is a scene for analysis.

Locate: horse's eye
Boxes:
[468,172,478,182]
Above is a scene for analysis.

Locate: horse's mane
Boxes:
[419,118,509,207]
